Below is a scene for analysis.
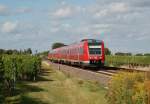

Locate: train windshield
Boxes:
[87,39,102,55]
[88,45,101,55]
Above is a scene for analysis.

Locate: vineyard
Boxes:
[105,55,150,67]
[0,54,41,103]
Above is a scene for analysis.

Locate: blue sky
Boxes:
[0,0,150,53]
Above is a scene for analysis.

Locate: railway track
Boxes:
[96,70,119,76]
[102,66,148,73]
[84,65,147,77]
[44,60,148,86]
[46,60,147,76]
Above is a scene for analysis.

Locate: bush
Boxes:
[106,72,149,104]
[0,54,41,95]
[0,55,5,103]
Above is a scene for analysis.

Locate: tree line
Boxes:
[114,52,150,56]
[0,48,32,55]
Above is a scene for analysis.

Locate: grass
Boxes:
[5,61,108,104]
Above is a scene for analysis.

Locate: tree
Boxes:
[6,49,13,55]
[105,48,111,55]
[12,49,19,54]
[144,53,150,56]
[26,48,32,54]
[135,53,143,56]
[126,53,132,56]
[0,49,5,54]
[52,42,67,49]
[39,51,49,56]
[23,48,32,54]
[115,52,132,56]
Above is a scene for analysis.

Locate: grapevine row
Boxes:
[105,55,150,67]
[0,54,41,97]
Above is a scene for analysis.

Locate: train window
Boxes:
[89,48,101,55]
[96,40,102,43]
[74,49,75,54]
[79,47,83,54]
[67,50,68,54]
[70,49,72,55]
[87,39,93,43]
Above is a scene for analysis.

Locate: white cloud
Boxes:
[135,34,150,41]
[51,4,84,18]
[50,27,59,33]
[94,2,129,18]
[52,7,73,18]
[110,3,129,13]
[1,21,18,33]
[95,9,108,17]
[0,4,32,16]
[0,4,8,15]
[0,5,7,11]
[92,24,110,29]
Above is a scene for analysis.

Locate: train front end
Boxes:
[83,39,105,67]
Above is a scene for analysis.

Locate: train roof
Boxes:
[81,39,103,43]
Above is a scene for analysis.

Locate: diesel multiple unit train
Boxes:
[48,39,105,67]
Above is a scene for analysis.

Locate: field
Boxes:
[2,54,150,104]
[105,55,150,67]
[4,61,108,104]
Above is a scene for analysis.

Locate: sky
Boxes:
[0,0,150,53]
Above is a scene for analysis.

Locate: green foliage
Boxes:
[26,48,32,54]
[144,53,150,56]
[135,53,143,56]
[105,48,111,55]
[0,54,41,95]
[0,48,33,55]
[0,55,4,79]
[106,72,148,104]
[0,55,5,103]
[37,51,49,58]
[105,55,150,67]
[115,52,132,56]
[52,42,67,49]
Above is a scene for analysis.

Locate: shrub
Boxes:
[0,55,5,103]
[106,72,149,104]
[0,54,41,95]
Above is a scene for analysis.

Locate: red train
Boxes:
[48,39,105,67]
